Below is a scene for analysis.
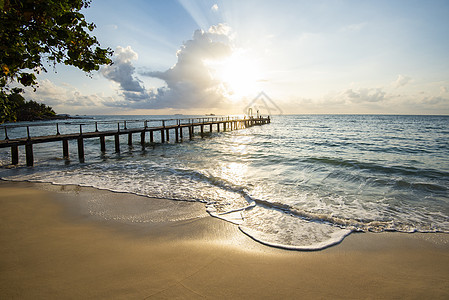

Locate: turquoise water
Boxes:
[1,115,448,249]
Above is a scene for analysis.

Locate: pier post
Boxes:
[140,131,145,147]
[114,134,120,153]
[25,143,33,166]
[162,120,166,143]
[77,138,84,163]
[166,129,170,142]
[128,133,133,146]
[150,130,154,143]
[200,124,204,138]
[100,136,106,152]
[209,123,213,133]
[175,127,179,143]
[189,125,193,140]
[160,129,165,143]
[217,123,220,132]
[63,139,69,158]
[179,125,183,140]
[11,145,18,165]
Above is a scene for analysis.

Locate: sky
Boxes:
[25,0,449,115]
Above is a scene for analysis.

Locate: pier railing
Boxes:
[0,115,270,166]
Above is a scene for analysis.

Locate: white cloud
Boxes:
[140,24,234,109]
[95,26,239,111]
[341,87,386,103]
[101,46,148,99]
[421,96,448,105]
[23,79,113,114]
[208,23,231,36]
[393,74,412,88]
[211,4,219,12]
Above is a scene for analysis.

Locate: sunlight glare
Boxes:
[208,51,261,101]
[220,162,248,185]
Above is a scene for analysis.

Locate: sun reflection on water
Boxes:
[220,162,248,186]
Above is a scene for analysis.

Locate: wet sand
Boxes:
[1,181,448,299]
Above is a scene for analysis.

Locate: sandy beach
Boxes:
[1,180,448,299]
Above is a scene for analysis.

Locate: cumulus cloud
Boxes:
[99,25,238,110]
[101,46,149,102]
[140,24,234,109]
[22,79,119,115]
[26,79,96,107]
[421,96,448,105]
[341,87,386,103]
[211,4,219,12]
[393,74,412,88]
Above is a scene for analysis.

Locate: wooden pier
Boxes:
[0,116,270,166]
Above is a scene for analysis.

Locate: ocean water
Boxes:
[1,115,448,250]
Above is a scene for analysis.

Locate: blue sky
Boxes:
[27,0,449,115]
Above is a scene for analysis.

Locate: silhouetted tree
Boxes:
[0,0,113,123]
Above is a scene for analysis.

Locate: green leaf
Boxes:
[1,0,113,96]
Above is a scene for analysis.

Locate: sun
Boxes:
[208,51,261,100]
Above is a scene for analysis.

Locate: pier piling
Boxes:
[63,139,69,158]
[140,131,145,147]
[114,134,120,153]
[11,145,18,165]
[77,138,84,163]
[160,129,165,143]
[25,143,33,166]
[100,136,106,152]
[128,133,133,146]
[189,125,193,140]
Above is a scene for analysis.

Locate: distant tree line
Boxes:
[1,90,57,122]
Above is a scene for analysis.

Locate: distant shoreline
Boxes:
[3,114,88,124]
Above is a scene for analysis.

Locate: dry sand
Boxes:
[1,181,448,299]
